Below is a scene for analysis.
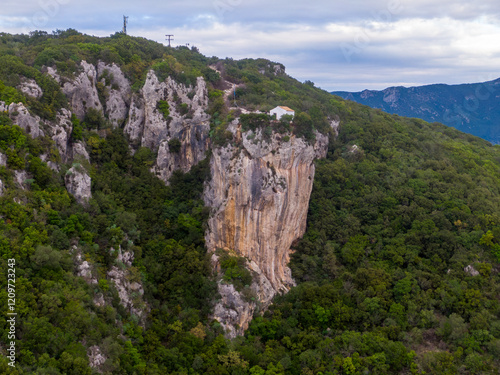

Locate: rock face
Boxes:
[124,71,210,183]
[87,346,106,373]
[62,61,103,120]
[204,124,330,336]
[8,102,45,139]
[4,61,208,185]
[97,62,131,128]
[0,100,74,161]
[64,165,92,205]
[17,78,43,99]
[107,248,147,321]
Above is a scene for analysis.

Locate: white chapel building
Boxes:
[270,106,295,120]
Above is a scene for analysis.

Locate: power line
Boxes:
[165,34,174,47]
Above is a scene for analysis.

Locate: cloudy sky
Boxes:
[1,0,500,91]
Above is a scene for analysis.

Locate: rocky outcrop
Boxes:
[17,78,43,99]
[75,252,98,285]
[8,102,45,139]
[71,141,90,162]
[107,248,147,321]
[14,170,31,190]
[97,62,131,128]
[0,100,74,161]
[464,265,480,277]
[213,282,256,337]
[64,165,92,205]
[204,123,331,336]
[48,108,73,160]
[152,122,210,182]
[62,61,103,120]
[124,71,211,183]
[5,62,208,184]
[88,346,106,373]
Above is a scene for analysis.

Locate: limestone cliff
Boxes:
[3,60,210,186]
[204,122,331,337]
[59,60,103,120]
[124,71,210,183]
[97,62,132,128]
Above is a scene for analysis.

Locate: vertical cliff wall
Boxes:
[204,123,331,337]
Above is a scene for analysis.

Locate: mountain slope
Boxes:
[0,30,499,374]
[332,79,500,144]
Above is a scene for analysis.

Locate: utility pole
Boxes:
[165,34,174,47]
[123,16,129,35]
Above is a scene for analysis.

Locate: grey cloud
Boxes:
[1,0,500,91]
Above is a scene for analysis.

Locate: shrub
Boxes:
[218,250,253,291]
[168,138,182,153]
[157,100,170,120]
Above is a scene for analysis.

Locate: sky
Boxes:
[1,0,500,91]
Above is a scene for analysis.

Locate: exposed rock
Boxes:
[204,124,331,336]
[8,102,44,138]
[93,293,106,307]
[116,246,134,267]
[107,265,146,320]
[14,170,30,190]
[124,94,145,142]
[383,87,399,104]
[126,71,209,149]
[17,78,43,99]
[124,71,210,183]
[330,119,340,137]
[464,265,480,277]
[46,108,73,160]
[97,62,131,128]
[0,179,3,196]
[0,152,6,166]
[64,165,92,205]
[152,122,210,183]
[46,66,61,83]
[62,60,103,120]
[75,251,98,285]
[71,141,90,162]
[213,282,256,338]
[349,144,360,153]
[40,154,60,172]
[87,345,106,372]
[1,99,73,161]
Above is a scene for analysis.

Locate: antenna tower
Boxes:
[123,16,129,35]
[165,34,174,47]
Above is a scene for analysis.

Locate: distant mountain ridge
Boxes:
[332,78,500,143]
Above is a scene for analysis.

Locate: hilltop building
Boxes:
[270,106,295,120]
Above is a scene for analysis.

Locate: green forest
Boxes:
[0,30,500,374]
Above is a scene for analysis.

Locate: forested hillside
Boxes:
[0,30,499,374]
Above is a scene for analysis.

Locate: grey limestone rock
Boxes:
[124,70,211,183]
[8,102,44,139]
[64,165,92,205]
[62,60,103,120]
[17,78,43,99]
[97,62,131,128]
